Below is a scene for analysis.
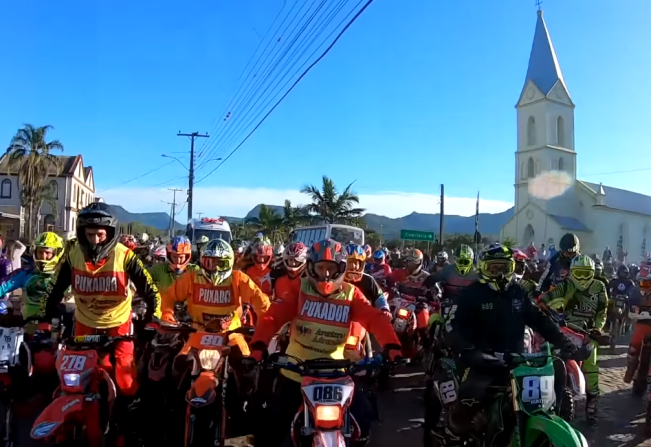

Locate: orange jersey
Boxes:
[161,269,270,330]
[252,278,400,381]
[246,264,273,296]
[273,275,301,302]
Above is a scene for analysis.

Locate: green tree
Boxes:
[501,236,517,248]
[281,199,306,231]
[6,124,64,241]
[300,176,365,224]
[245,204,284,243]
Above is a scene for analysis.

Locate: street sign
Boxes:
[400,230,435,241]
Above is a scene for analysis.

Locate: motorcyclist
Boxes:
[389,248,430,294]
[345,243,390,313]
[630,263,640,281]
[423,244,477,300]
[608,265,635,302]
[592,256,610,289]
[161,238,270,345]
[249,239,401,447]
[245,237,274,296]
[368,249,392,284]
[443,244,573,442]
[538,232,580,293]
[513,248,536,299]
[191,235,210,263]
[147,235,197,297]
[540,254,607,424]
[233,240,251,271]
[273,242,308,302]
[624,262,651,384]
[0,231,64,320]
[271,243,285,270]
[119,234,137,251]
[44,202,162,397]
[363,244,373,273]
[429,251,449,274]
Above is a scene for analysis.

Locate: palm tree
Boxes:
[281,199,307,231]
[300,176,365,224]
[6,124,63,240]
[245,204,283,242]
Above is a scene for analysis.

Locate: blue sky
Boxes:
[1,0,650,219]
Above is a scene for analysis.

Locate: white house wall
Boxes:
[588,208,651,261]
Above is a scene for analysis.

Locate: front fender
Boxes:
[525,414,588,447]
[31,394,85,439]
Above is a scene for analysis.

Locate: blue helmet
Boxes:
[373,250,386,262]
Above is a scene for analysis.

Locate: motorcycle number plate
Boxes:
[436,380,457,404]
[393,318,407,332]
[0,327,22,366]
[199,334,224,347]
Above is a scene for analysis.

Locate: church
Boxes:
[500,9,651,261]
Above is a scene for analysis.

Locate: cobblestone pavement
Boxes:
[371,332,651,447]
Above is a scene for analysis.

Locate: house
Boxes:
[501,9,651,261]
[0,154,95,239]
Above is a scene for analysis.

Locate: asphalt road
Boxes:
[13,332,651,447]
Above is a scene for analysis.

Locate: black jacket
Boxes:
[445,281,566,357]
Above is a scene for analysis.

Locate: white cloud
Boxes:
[100,186,513,220]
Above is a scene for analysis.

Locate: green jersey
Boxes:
[542,278,608,330]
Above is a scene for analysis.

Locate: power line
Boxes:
[98,160,175,192]
[207,0,350,161]
[197,1,298,159]
[177,131,209,223]
[195,0,375,184]
[582,166,651,177]
[197,0,311,166]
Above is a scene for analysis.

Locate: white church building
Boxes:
[500,9,651,260]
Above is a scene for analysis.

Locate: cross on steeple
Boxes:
[536,0,543,11]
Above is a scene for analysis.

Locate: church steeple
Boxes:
[523,9,570,97]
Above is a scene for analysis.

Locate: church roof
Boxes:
[582,181,651,216]
[549,214,592,232]
[524,10,569,96]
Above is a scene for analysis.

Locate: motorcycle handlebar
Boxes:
[266,353,407,377]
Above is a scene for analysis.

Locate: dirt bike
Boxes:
[173,322,255,447]
[627,310,651,398]
[424,327,534,447]
[390,289,436,362]
[30,333,139,446]
[607,294,629,349]
[429,344,588,447]
[267,354,398,447]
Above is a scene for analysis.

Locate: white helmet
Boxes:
[139,232,149,243]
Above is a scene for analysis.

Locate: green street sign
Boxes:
[400,229,435,241]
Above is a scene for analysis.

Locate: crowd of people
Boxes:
[1,202,650,446]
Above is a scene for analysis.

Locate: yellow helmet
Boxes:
[33,231,64,273]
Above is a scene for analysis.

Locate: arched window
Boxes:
[558,157,564,171]
[44,214,55,231]
[526,157,535,178]
[49,180,58,199]
[535,159,541,174]
[527,116,536,146]
[556,116,565,147]
[0,180,11,199]
[520,162,526,180]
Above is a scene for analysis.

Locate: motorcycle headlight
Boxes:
[63,373,80,387]
[398,308,410,319]
[345,335,359,348]
[198,349,221,370]
[315,405,340,423]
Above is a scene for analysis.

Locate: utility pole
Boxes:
[177,131,209,223]
[168,188,183,238]
[439,184,445,247]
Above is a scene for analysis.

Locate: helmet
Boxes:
[64,232,76,241]
[119,234,137,251]
[76,202,119,263]
[570,255,595,291]
[372,250,385,264]
[404,248,424,275]
[201,239,234,285]
[197,235,209,245]
[139,233,149,244]
[454,244,474,275]
[363,244,372,259]
[436,251,449,265]
[559,233,580,257]
[167,236,192,274]
[591,255,603,275]
[153,245,167,262]
[382,247,390,257]
[233,240,249,259]
[284,242,308,279]
[307,239,347,296]
[617,264,629,279]
[513,249,528,281]
[272,243,285,269]
[33,232,64,273]
[344,244,366,282]
[252,239,273,268]
[478,244,515,291]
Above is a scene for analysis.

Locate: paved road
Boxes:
[371,333,651,447]
[13,333,651,447]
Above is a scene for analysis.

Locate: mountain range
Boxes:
[108,203,514,240]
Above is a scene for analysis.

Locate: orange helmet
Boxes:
[166,236,192,274]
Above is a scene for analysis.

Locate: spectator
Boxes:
[603,246,612,263]
[536,243,547,262]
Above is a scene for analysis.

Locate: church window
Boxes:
[551,159,558,170]
[556,116,565,147]
[527,157,534,178]
[558,157,564,171]
[527,117,536,146]
[535,159,541,174]
[520,162,526,180]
